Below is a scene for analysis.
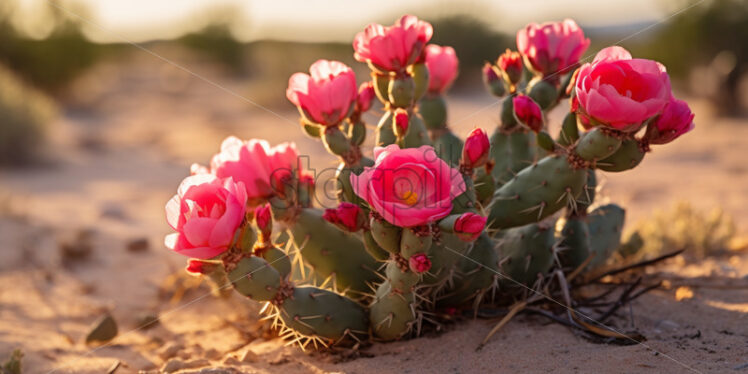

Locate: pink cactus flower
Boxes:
[424,44,458,94]
[497,49,523,84]
[353,15,433,72]
[286,59,357,127]
[190,163,210,175]
[462,128,490,168]
[513,95,544,132]
[516,19,590,76]
[409,253,432,273]
[323,202,363,232]
[210,136,301,204]
[453,212,487,242]
[575,46,672,132]
[647,97,695,145]
[356,81,376,113]
[350,145,466,227]
[165,174,248,259]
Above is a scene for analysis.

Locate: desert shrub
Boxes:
[0,2,104,93]
[626,201,737,259]
[0,65,56,165]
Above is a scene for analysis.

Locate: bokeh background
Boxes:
[0,0,747,373]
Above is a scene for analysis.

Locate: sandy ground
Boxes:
[0,51,747,373]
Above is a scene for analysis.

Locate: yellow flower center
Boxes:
[400,190,419,206]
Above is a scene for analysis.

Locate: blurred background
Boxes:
[0,0,746,161]
[0,1,747,372]
[1,0,746,229]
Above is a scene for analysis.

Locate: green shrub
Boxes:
[625,201,737,260]
[0,64,56,165]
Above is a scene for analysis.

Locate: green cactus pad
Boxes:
[450,176,478,215]
[402,113,432,148]
[400,228,432,259]
[473,167,496,206]
[575,169,597,214]
[432,130,464,166]
[490,129,537,186]
[500,96,518,128]
[228,256,282,301]
[421,232,468,288]
[373,73,390,104]
[497,222,555,288]
[575,128,622,162]
[370,217,402,254]
[558,216,591,270]
[363,230,391,261]
[349,120,366,146]
[527,78,558,110]
[438,233,500,306]
[597,139,645,172]
[322,126,352,157]
[418,95,447,130]
[618,231,644,258]
[557,111,580,147]
[285,208,379,296]
[336,161,371,205]
[388,76,415,108]
[370,261,420,340]
[370,291,416,340]
[259,246,292,279]
[376,111,398,147]
[384,261,420,293]
[587,204,625,269]
[487,155,586,229]
[410,63,429,101]
[277,286,369,342]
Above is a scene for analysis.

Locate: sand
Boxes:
[0,50,746,373]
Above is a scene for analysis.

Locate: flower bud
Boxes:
[482,63,505,97]
[646,97,695,145]
[497,49,523,85]
[185,259,220,275]
[322,209,338,224]
[393,109,409,138]
[512,95,544,132]
[254,203,272,242]
[408,253,432,273]
[323,202,364,232]
[356,81,375,113]
[462,128,490,169]
[453,212,487,242]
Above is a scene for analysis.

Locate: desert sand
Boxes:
[0,51,746,373]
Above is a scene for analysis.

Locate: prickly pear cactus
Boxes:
[497,222,556,290]
[586,204,626,269]
[162,14,694,349]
